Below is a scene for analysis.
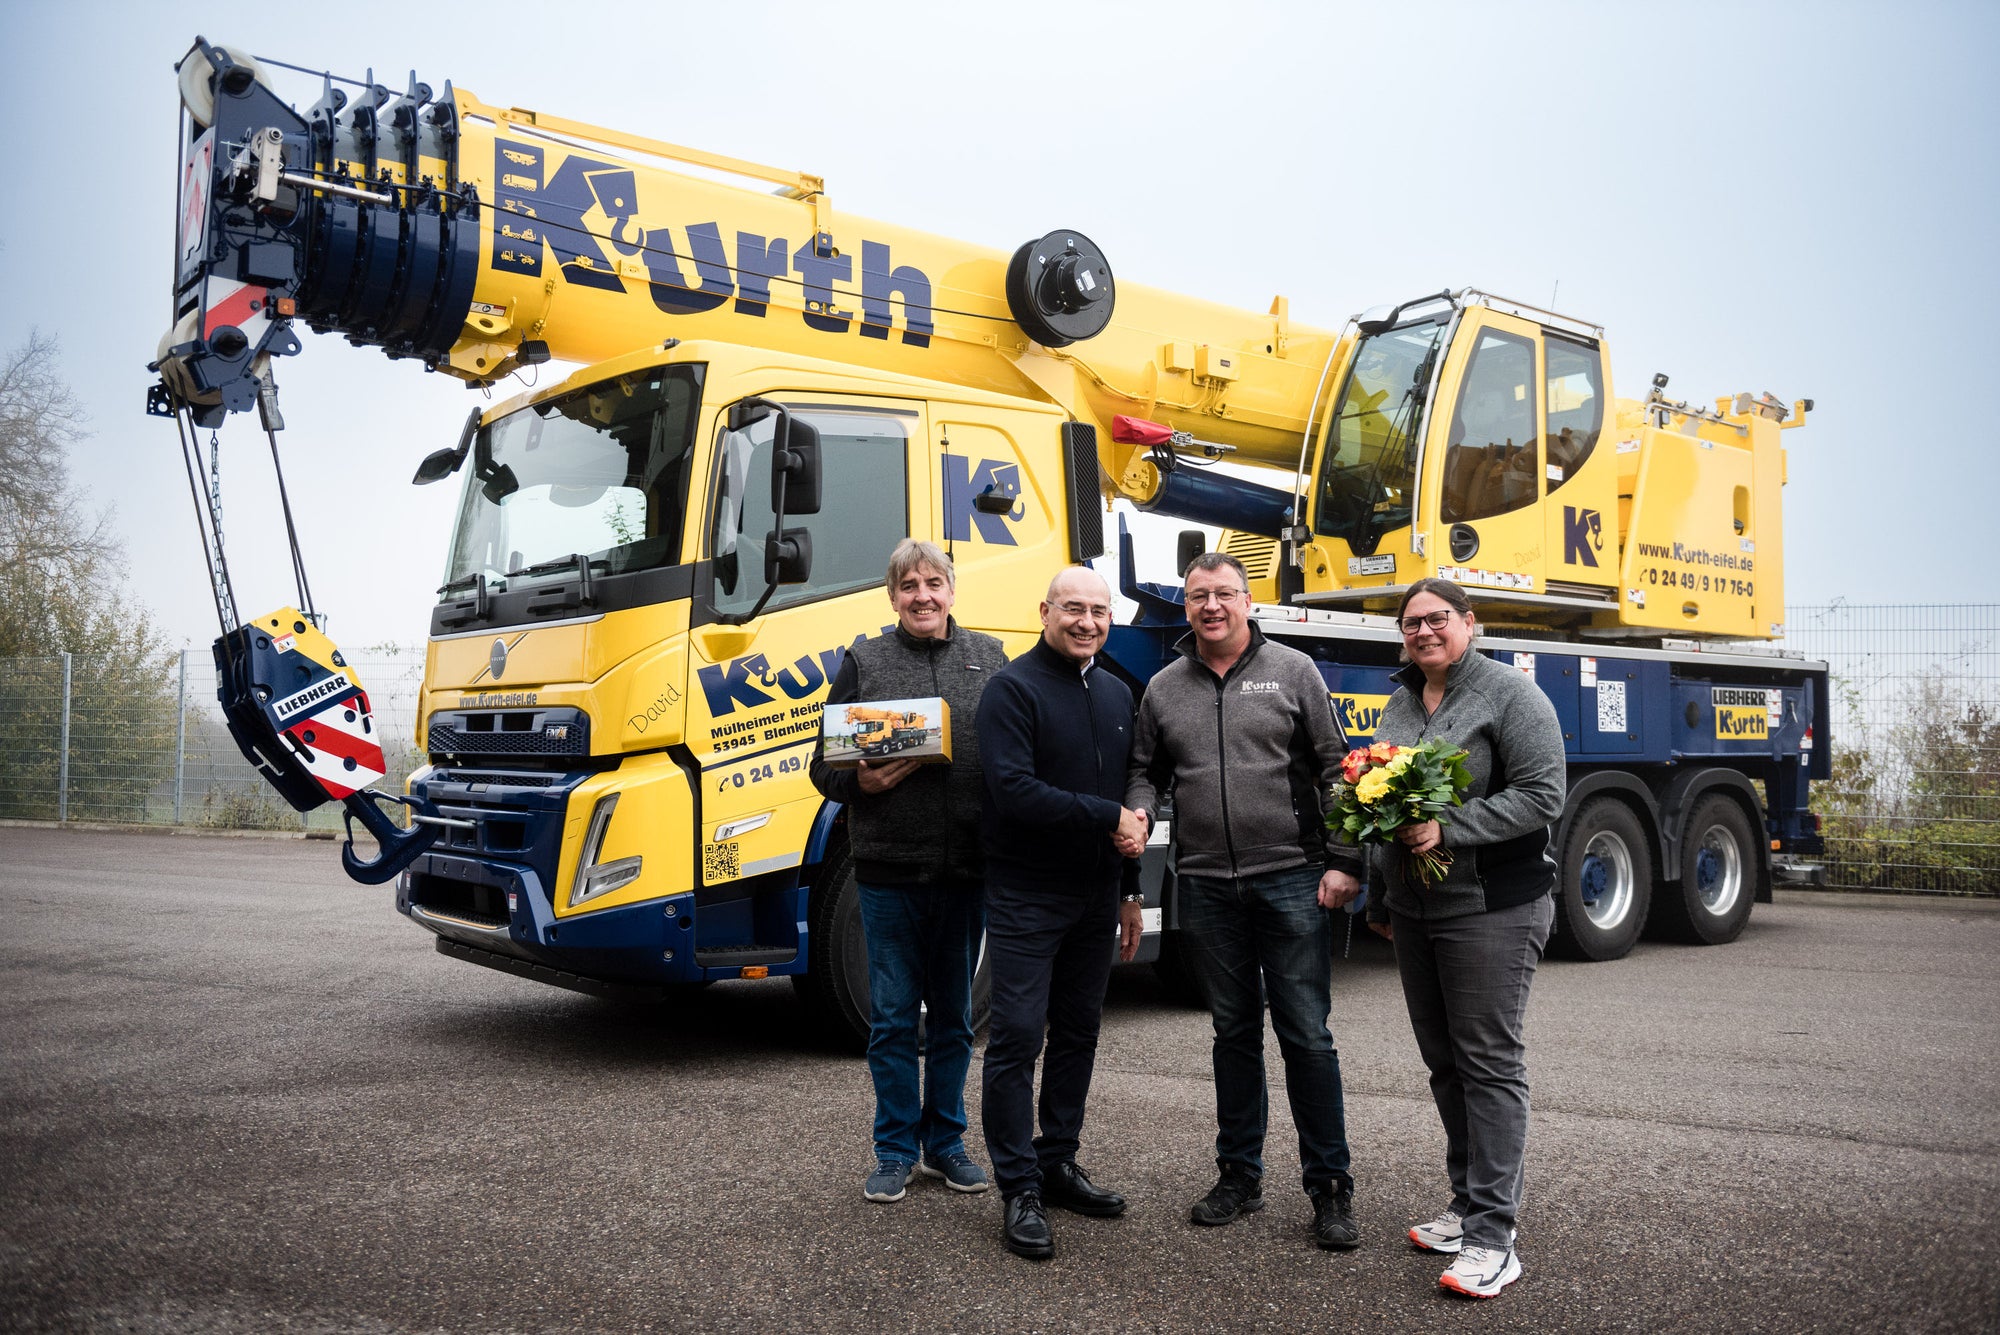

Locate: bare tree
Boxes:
[0,334,125,655]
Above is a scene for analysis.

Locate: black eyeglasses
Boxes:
[1398,610,1458,635]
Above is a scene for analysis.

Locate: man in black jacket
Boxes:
[975,565,1147,1261]
[810,540,1009,1205]
[1124,553,1365,1250]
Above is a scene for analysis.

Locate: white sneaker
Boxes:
[1439,1244,1522,1299]
[1409,1207,1463,1253]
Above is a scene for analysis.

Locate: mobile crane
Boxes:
[841,706,932,759]
[153,38,1829,1041]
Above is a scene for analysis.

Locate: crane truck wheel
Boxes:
[1151,928,1211,1009]
[1651,795,1760,945]
[1551,797,1653,961]
[792,842,993,1050]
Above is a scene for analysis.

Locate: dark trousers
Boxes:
[1392,894,1554,1249]
[980,877,1119,1199]
[1181,866,1353,1194]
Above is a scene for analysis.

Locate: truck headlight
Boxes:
[569,793,643,907]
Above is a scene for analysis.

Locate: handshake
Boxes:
[1112,806,1149,859]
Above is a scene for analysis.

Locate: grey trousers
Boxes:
[1391,894,1554,1250]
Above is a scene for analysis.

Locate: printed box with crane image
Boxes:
[819,697,952,767]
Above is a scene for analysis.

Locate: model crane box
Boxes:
[819,697,952,767]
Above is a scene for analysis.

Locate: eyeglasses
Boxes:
[1184,589,1247,608]
[1055,602,1113,621]
[1399,610,1459,635]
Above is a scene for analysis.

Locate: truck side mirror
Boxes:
[1176,530,1206,576]
[412,407,481,485]
[771,416,822,515]
[727,397,777,432]
[765,527,813,585]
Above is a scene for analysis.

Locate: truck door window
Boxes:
[1439,328,1539,524]
[709,405,910,619]
[442,365,704,597]
[1543,336,1603,494]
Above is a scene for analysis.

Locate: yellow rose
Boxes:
[1386,752,1414,776]
[1355,768,1393,805]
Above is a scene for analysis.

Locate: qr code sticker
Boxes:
[703,841,740,882]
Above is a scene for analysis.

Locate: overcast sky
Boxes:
[2,0,1994,653]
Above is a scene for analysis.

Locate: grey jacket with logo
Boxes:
[1364,647,1567,921]
[1126,622,1362,881]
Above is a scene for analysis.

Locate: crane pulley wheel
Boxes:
[176,42,263,129]
[1005,229,1116,348]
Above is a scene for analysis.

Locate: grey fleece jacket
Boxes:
[1126,622,1363,881]
[1365,647,1567,921]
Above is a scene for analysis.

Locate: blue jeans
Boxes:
[856,879,984,1165]
[1180,866,1353,1193]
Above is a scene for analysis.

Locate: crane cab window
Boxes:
[1544,337,1603,495]
[709,404,910,619]
[1440,328,1539,524]
[442,365,704,598]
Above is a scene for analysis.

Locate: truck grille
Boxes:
[428,706,589,760]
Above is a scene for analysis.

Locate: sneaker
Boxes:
[1190,1165,1265,1226]
[1439,1244,1522,1299]
[863,1159,912,1203]
[1309,1185,1360,1250]
[1409,1207,1463,1253]
[918,1151,990,1193]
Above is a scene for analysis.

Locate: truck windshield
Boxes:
[441,365,704,598]
[1313,320,1447,554]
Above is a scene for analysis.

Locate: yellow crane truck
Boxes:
[153,39,1828,1040]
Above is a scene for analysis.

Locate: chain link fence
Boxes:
[2,608,1994,894]
[0,648,424,834]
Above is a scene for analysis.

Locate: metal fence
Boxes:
[1782,604,1999,895]
[0,649,424,833]
[1,607,1995,894]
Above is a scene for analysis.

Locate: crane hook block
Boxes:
[1005,230,1116,348]
[212,607,441,882]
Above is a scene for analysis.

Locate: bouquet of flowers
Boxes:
[1326,739,1474,885]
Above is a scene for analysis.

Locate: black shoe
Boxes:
[1310,1185,1360,1250]
[1190,1165,1265,1226]
[1003,1191,1054,1259]
[1040,1160,1127,1218]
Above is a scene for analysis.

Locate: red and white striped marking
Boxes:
[202,276,272,350]
[282,689,386,800]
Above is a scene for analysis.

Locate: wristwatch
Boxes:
[1121,893,1146,903]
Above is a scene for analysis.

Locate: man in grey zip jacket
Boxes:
[1123,553,1365,1250]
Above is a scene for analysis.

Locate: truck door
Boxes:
[1540,334,1618,598]
[1428,309,1547,594]
[930,403,1072,638]
[690,396,926,896]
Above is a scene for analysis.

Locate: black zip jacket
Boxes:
[809,617,1009,885]
[976,637,1140,894]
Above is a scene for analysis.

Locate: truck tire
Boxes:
[1151,929,1210,1009]
[1551,797,1652,961]
[1652,794,1759,945]
[792,844,993,1050]
[795,845,872,1049]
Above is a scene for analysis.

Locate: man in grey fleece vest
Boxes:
[1123,553,1365,1251]
[810,540,1009,1205]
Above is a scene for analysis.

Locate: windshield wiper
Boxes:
[511,552,607,579]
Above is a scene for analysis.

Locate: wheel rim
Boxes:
[1578,830,1635,930]
[1692,824,1743,917]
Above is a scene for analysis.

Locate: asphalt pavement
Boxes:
[2,826,1996,1333]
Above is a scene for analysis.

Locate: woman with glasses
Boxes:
[1363,578,1566,1299]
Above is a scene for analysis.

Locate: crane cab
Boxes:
[1282,291,1796,640]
